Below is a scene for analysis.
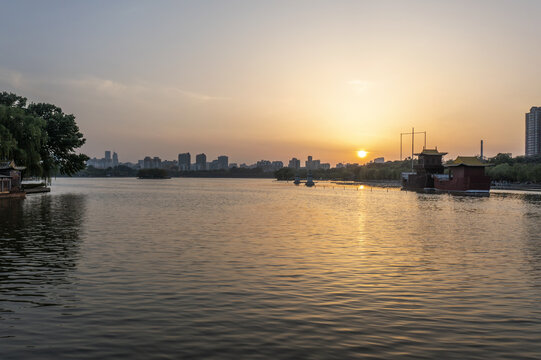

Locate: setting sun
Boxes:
[357,150,368,158]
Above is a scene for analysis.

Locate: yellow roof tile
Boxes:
[445,156,489,167]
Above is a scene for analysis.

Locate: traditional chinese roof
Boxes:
[0,160,26,170]
[445,156,490,167]
[414,148,448,156]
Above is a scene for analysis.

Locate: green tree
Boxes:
[0,91,88,179]
[275,167,295,180]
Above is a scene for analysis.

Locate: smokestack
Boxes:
[480,140,484,159]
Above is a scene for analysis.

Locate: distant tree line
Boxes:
[275,160,413,181]
[137,168,169,179]
[76,165,138,177]
[485,153,541,182]
[76,165,276,179]
[276,154,541,183]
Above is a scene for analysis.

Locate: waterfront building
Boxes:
[196,153,207,170]
[153,157,162,169]
[526,107,541,156]
[320,163,330,170]
[374,157,385,164]
[112,152,119,167]
[0,160,25,196]
[229,163,238,169]
[288,158,300,169]
[178,153,191,171]
[217,156,229,170]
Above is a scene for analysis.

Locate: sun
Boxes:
[357,150,368,158]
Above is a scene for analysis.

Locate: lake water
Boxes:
[1,178,541,359]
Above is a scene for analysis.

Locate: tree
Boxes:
[274,167,295,180]
[0,91,88,179]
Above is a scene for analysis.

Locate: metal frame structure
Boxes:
[400,128,427,170]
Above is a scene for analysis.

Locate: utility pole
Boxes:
[411,127,414,171]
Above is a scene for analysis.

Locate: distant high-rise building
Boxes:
[104,150,112,168]
[526,107,541,157]
[143,156,153,169]
[288,158,300,170]
[112,152,119,167]
[217,155,228,170]
[196,153,207,170]
[305,156,321,170]
[271,161,283,170]
[153,157,162,168]
[178,153,191,171]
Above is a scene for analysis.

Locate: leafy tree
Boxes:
[489,153,514,166]
[0,91,88,179]
[275,167,295,180]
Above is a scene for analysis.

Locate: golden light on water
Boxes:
[357,150,368,158]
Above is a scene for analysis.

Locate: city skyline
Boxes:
[2,1,541,163]
[87,150,344,171]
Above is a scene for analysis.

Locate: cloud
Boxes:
[0,68,26,88]
[0,67,228,103]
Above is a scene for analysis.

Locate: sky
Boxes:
[1,0,541,165]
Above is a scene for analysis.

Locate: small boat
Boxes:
[293,175,301,185]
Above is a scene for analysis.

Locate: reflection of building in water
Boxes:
[0,194,87,306]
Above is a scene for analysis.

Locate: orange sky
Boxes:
[1,1,540,165]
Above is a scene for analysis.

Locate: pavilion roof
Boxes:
[414,148,448,156]
[445,156,490,167]
[0,160,26,170]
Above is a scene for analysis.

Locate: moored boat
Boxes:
[401,148,447,191]
[434,156,491,195]
[401,149,491,196]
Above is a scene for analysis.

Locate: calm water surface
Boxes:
[1,178,541,359]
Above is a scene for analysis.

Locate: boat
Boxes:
[401,148,491,195]
[293,175,301,185]
[401,148,447,192]
[434,156,491,196]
